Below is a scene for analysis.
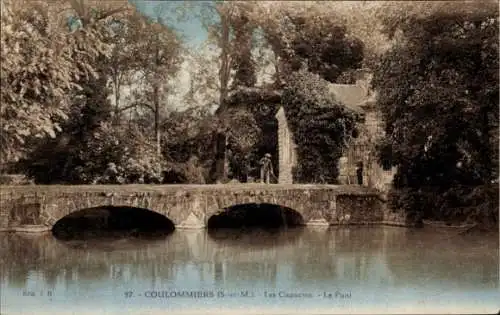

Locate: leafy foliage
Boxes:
[21,121,165,184]
[229,5,257,89]
[0,0,132,168]
[282,69,360,183]
[373,2,499,225]
[219,87,286,182]
[248,2,365,84]
[8,0,186,183]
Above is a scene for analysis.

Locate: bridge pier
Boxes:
[176,212,206,229]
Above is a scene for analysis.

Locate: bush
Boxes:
[19,122,165,184]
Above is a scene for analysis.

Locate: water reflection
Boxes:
[207,227,304,248]
[383,227,499,289]
[0,227,498,313]
[1,228,497,288]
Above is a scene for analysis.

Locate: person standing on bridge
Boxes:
[356,161,363,185]
[102,162,121,184]
[259,153,275,184]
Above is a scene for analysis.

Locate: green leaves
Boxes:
[283,69,359,183]
[1,0,185,173]
[373,3,499,223]
[0,0,126,167]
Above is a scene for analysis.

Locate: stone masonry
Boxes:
[0,184,409,232]
[275,107,297,184]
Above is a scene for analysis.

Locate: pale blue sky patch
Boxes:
[129,0,211,48]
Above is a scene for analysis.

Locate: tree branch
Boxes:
[115,102,154,114]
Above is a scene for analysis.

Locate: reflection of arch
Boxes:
[52,206,175,240]
[208,226,304,248]
[207,203,304,229]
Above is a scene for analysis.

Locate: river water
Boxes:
[0,227,498,314]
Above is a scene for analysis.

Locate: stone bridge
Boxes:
[0,184,408,232]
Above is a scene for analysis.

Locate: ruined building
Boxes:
[275,70,395,191]
[213,69,395,191]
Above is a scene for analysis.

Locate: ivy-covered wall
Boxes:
[282,70,361,184]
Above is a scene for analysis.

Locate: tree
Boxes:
[372,1,499,225]
[247,2,365,84]
[181,47,220,110]
[229,2,257,89]
[0,0,129,169]
[319,1,393,69]
[126,14,183,157]
[183,1,260,108]
[200,1,237,109]
[103,11,145,121]
[11,1,182,183]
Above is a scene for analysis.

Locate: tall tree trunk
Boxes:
[273,54,282,88]
[480,106,492,183]
[231,12,255,89]
[154,83,161,157]
[154,35,161,158]
[113,73,121,125]
[217,9,232,181]
[218,11,231,110]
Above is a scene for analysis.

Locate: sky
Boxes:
[130,0,210,48]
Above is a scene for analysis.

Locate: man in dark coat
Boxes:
[259,153,274,184]
[103,162,119,184]
[356,161,363,185]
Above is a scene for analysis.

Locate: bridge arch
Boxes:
[207,203,305,229]
[52,206,175,240]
